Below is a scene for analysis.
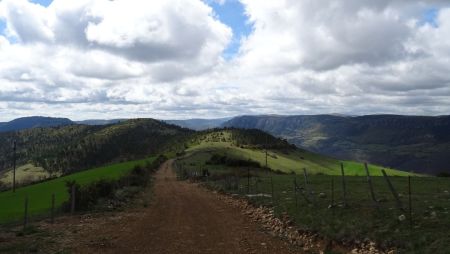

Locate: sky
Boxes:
[0,0,450,121]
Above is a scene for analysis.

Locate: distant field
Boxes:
[0,157,155,224]
[185,130,416,177]
[0,164,57,186]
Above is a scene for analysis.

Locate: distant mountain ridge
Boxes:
[0,116,231,133]
[0,116,74,133]
[0,117,132,133]
[223,114,450,174]
[164,117,232,130]
[75,119,127,125]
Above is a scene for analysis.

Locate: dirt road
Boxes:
[73,160,301,253]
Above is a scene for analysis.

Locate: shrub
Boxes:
[0,181,7,192]
[62,179,117,212]
[207,154,261,168]
[62,154,168,212]
[437,172,450,177]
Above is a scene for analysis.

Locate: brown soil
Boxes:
[70,160,303,254]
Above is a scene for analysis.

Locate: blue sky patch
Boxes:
[31,0,53,7]
[422,8,439,27]
[0,21,5,36]
[207,0,252,60]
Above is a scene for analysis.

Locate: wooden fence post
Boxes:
[303,168,314,204]
[270,177,274,204]
[71,184,76,214]
[330,176,335,208]
[340,162,348,207]
[247,168,250,194]
[13,141,17,193]
[408,176,413,229]
[265,135,268,168]
[303,168,308,194]
[23,196,28,230]
[381,169,404,211]
[51,193,55,224]
[294,178,298,209]
[364,163,378,206]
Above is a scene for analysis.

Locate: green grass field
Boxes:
[0,157,156,224]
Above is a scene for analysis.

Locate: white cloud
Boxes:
[1,0,54,43]
[0,0,449,121]
[230,0,450,115]
[238,1,420,71]
[0,0,233,120]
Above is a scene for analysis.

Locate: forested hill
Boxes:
[164,117,232,130]
[223,114,450,175]
[0,119,192,174]
[0,116,74,133]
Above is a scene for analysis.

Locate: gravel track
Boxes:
[73,160,302,254]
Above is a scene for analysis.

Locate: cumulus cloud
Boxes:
[0,0,449,121]
[0,0,233,120]
[239,0,432,71]
[231,0,450,116]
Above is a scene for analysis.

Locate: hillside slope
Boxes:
[0,119,192,176]
[182,129,412,176]
[223,115,450,174]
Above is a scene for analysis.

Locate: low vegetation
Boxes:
[62,155,166,212]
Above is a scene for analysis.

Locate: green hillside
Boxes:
[0,119,192,177]
[223,115,450,175]
[0,157,155,224]
[182,129,415,176]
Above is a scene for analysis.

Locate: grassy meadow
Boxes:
[0,157,156,224]
[185,130,416,176]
